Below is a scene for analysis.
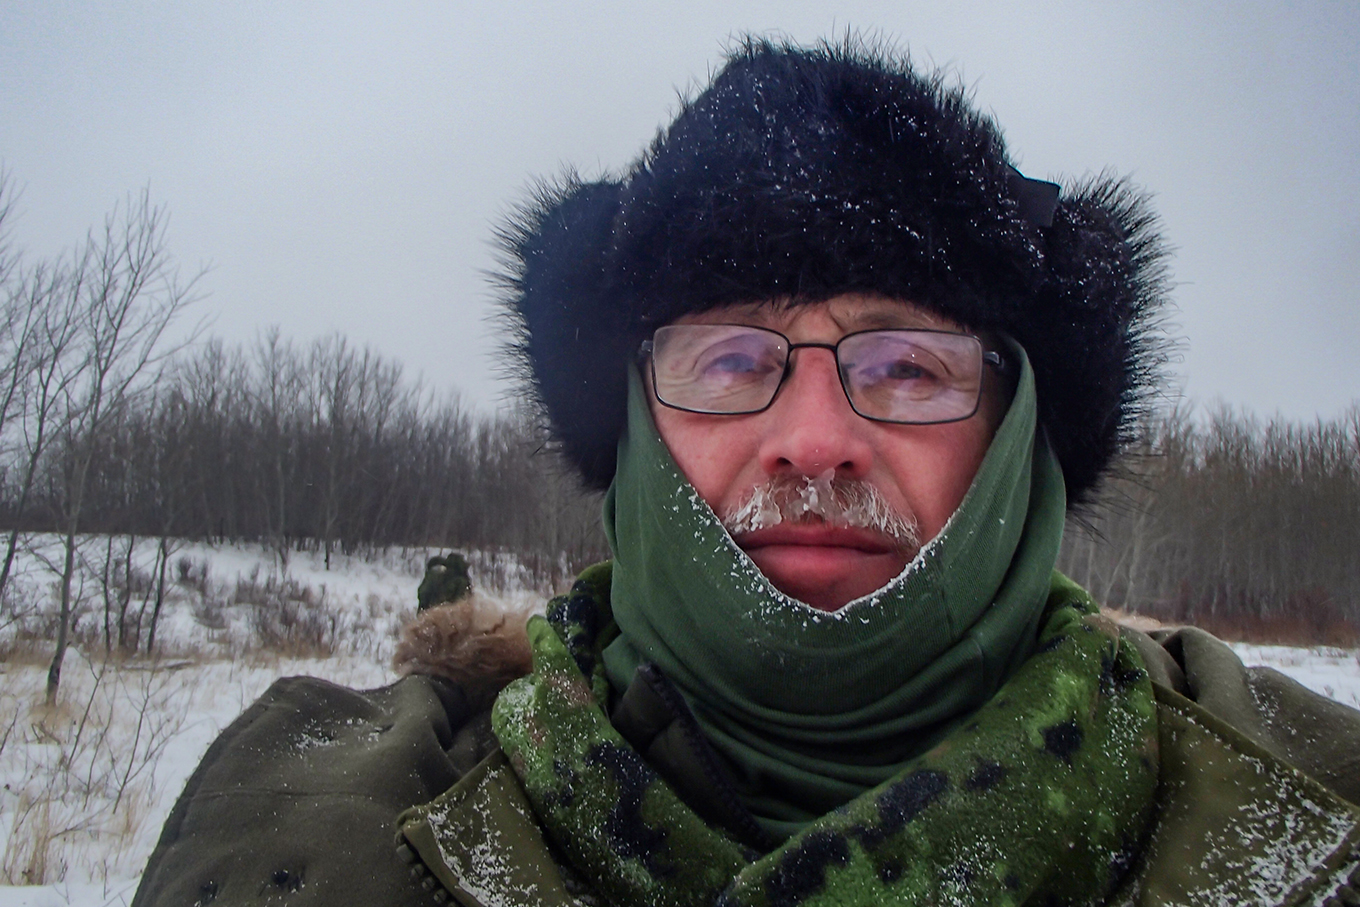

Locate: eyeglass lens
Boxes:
[650,324,985,424]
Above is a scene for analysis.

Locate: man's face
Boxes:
[649,293,1009,612]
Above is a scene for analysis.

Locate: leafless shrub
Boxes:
[191,590,229,632]
[0,573,43,644]
[175,555,210,594]
[1165,589,1359,647]
[465,548,580,597]
[236,571,338,657]
[1,648,185,884]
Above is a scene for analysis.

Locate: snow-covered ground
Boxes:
[0,652,394,907]
[0,534,1357,906]
[0,534,553,906]
[1228,643,1360,710]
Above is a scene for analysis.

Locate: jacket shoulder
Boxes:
[1111,682,1360,906]
[133,672,495,907]
[1118,622,1360,806]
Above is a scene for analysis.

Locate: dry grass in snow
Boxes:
[0,534,555,905]
[0,651,392,890]
[0,534,1356,905]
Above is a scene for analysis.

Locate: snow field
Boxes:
[1228,643,1360,710]
[0,535,1356,905]
[0,652,392,906]
[0,534,556,904]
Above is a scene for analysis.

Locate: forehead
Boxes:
[671,293,965,334]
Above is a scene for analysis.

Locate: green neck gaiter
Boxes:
[601,344,1067,835]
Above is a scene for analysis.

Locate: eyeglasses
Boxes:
[640,324,1006,425]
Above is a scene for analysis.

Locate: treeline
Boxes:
[0,176,604,591]
[1059,406,1360,643]
[1,330,605,567]
[0,175,605,698]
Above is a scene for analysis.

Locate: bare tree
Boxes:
[248,328,305,568]
[0,258,85,601]
[0,172,30,440]
[142,385,190,654]
[311,335,357,569]
[1061,402,1360,642]
[45,191,199,703]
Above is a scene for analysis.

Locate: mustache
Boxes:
[718,468,921,549]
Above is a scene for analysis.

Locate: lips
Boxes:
[733,523,905,555]
[732,522,914,610]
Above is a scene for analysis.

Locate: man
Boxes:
[135,39,1360,907]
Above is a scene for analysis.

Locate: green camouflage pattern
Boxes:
[490,569,1159,907]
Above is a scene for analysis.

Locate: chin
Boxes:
[750,549,907,612]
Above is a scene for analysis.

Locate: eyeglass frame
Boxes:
[637,324,1009,426]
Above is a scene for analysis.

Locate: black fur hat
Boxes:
[498,37,1170,506]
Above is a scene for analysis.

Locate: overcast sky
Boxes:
[1,1,1356,421]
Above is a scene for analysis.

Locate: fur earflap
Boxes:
[498,36,1172,505]
[393,594,534,710]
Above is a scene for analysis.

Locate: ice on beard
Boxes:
[722,468,918,547]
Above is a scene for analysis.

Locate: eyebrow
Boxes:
[697,300,960,333]
[832,308,957,332]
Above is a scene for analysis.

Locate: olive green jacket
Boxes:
[133,625,1360,907]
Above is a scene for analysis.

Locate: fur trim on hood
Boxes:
[393,594,534,710]
[497,36,1173,506]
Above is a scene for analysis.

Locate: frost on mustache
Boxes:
[720,468,921,547]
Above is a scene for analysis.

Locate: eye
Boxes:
[704,351,763,375]
[839,330,984,422]
[695,336,783,381]
[841,333,956,404]
[881,360,930,382]
[851,352,942,386]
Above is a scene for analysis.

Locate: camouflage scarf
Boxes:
[492,568,1159,907]
[599,345,1076,838]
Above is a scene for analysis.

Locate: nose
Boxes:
[756,347,874,479]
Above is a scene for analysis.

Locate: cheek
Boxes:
[884,420,995,539]
[650,404,759,513]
